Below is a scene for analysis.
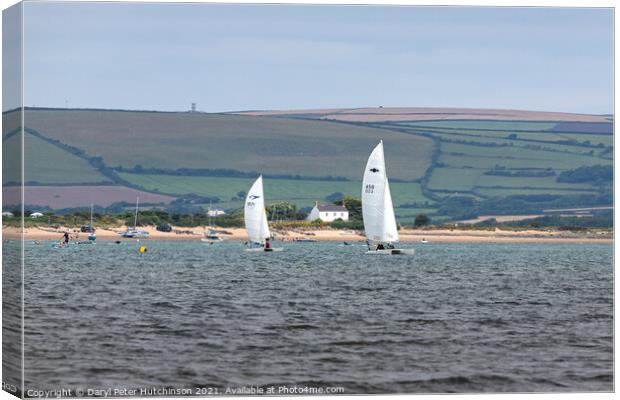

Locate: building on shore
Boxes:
[307,201,349,222]
[207,208,226,217]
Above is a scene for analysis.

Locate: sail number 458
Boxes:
[365,184,375,194]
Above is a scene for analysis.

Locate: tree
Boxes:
[414,214,430,227]
[266,201,297,220]
[340,196,362,221]
[325,192,344,203]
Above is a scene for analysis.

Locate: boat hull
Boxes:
[365,248,415,255]
[244,247,284,252]
[121,231,150,238]
[201,238,222,243]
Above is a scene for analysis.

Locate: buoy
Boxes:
[139,246,147,253]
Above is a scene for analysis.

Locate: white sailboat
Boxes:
[362,141,414,255]
[201,201,223,243]
[243,175,282,252]
[121,196,150,238]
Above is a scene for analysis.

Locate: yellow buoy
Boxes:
[139,246,147,253]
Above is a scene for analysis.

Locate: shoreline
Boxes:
[2,226,613,244]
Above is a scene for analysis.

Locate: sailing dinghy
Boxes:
[244,176,282,252]
[362,141,414,255]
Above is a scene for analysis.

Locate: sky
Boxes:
[13,2,615,113]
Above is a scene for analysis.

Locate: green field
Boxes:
[22,109,433,181]
[426,131,602,156]
[476,175,593,190]
[2,110,21,138]
[372,118,612,204]
[2,132,21,184]
[427,168,482,191]
[118,172,432,211]
[3,132,112,185]
[394,120,559,131]
[439,146,610,171]
[555,133,613,147]
[474,187,600,197]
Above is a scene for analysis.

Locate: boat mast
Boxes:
[208,200,212,229]
[134,196,139,230]
[90,203,94,228]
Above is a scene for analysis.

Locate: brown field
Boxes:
[3,186,176,208]
[233,107,610,123]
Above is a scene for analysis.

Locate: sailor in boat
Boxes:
[374,242,395,251]
[264,238,271,250]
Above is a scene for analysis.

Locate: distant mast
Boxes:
[134,196,139,230]
[88,203,96,241]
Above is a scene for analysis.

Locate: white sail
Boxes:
[244,175,271,244]
[383,178,398,241]
[362,141,399,243]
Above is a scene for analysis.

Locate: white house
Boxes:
[307,201,349,222]
[29,212,44,218]
[207,208,226,217]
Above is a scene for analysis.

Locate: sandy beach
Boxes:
[3,225,613,244]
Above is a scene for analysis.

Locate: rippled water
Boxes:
[10,240,614,394]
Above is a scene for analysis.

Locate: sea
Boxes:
[2,240,614,395]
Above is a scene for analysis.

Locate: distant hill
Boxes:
[17,108,434,181]
[232,106,613,123]
[2,107,612,223]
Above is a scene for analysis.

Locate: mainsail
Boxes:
[244,175,271,244]
[362,141,399,243]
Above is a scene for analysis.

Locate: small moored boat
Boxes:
[120,197,150,238]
